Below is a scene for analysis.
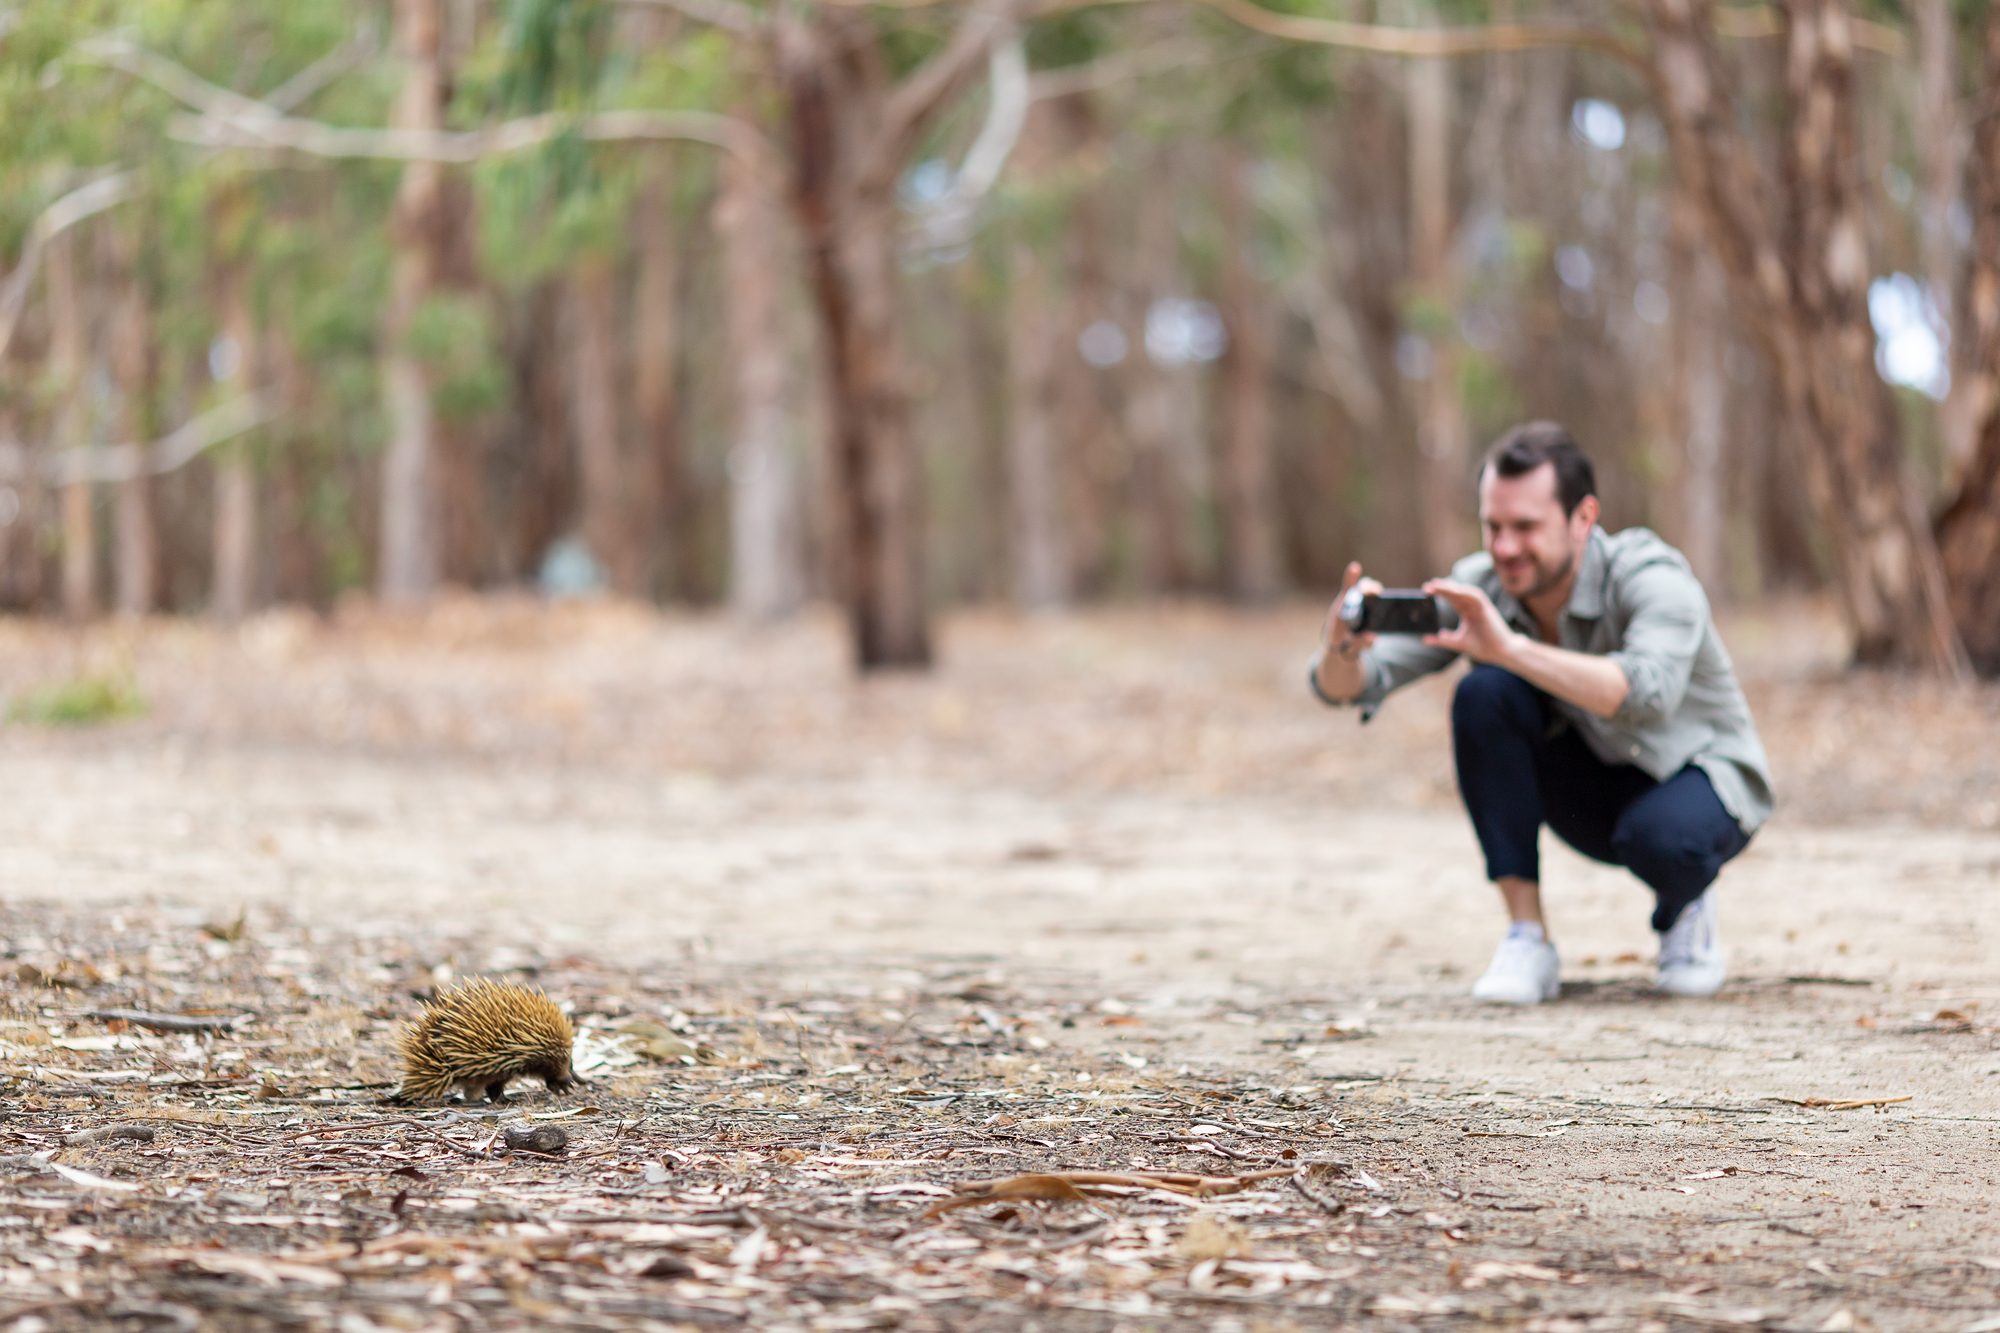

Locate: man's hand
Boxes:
[1421,578,1520,665]
[1424,577,1631,719]
[1312,562,1379,702]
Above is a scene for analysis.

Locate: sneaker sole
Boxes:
[1471,982,1560,1006]
[1655,967,1725,997]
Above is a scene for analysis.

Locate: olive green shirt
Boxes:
[1315,525,1774,834]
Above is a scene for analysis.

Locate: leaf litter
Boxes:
[9,902,2000,1333]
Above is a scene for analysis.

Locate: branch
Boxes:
[1028,36,1207,100]
[949,31,1030,202]
[906,29,1030,250]
[262,22,382,111]
[1089,0,1647,69]
[172,106,769,163]
[616,0,765,34]
[1712,4,1904,55]
[862,1,1016,195]
[41,394,283,486]
[0,27,377,364]
[79,37,770,164]
[0,172,138,364]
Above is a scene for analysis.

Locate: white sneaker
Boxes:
[1656,893,1726,996]
[1471,923,1561,1005]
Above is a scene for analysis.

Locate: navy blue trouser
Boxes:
[1451,665,1751,932]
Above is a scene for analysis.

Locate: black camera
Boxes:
[1338,588,1460,636]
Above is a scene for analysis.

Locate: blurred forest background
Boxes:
[3,0,2000,674]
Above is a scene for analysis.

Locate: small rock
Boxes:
[502,1124,569,1154]
[636,1252,695,1279]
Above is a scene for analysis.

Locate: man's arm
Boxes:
[1487,634,1629,717]
[1312,562,1460,708]
[1423,578,1629,719]
[1311,562,1375,702]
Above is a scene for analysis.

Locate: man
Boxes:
[1309,422,1773,1004]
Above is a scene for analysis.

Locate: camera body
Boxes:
[1338,588,1461,636]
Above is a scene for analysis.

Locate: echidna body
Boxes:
[394,979,577,1104]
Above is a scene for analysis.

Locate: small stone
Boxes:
[502,1124,569,1154]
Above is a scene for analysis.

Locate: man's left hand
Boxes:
[1422,578,1523,664]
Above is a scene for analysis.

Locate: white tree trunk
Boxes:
[568,256,635,593]
[377,0,446,605]
[1405,33,1469,578]
[47,230,93,620]
[110,247,154,617]
[1005,243,1069,610]
[716,139,800,621]
[211,258,260,624]
[633,160,679,597]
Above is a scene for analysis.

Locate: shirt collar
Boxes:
[1566,525,1609,620]
[1490,524,1607,631]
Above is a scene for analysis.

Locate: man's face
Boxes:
[1479,463,1597,600]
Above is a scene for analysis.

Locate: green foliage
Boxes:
[1026,8,1113,68]
[877,18,947,81]
[407,293,508,422]
[7,672,145,726]
[490,0,612,113]
[1460,348,1523,442]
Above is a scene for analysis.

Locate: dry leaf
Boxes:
[1175,1215,1250,1261]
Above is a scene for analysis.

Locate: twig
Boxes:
[927,1167,1297,1218]
[286,1117,496,1158]
[86,1009,247,1034]
[1761,1096,1911,1111]
[1290,1173,1348,1218]
[1147,1134,1260,1162]
[78,37,768,165]
[284,1118,454,1141]
[1091,0,1647,69]
[61,1124,156,1146]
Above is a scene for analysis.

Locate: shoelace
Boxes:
[1492,934,1550,967]
[1659,908,1709,966]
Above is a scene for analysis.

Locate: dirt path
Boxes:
[2,601,1999,1329]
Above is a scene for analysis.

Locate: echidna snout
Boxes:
[393,978,578,1105]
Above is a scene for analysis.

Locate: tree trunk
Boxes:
[714,138,801,621]
[1216,143,1282,602]
[1052,98,1119,597]
[782,14,934,667]
[47,229,94,621]
[211,236,259,625]
[1642,0,1966,674]
[1934,4,2000,674]
[1005,239,1069,609]
[1671,203,1729,595]
[1404,37,1469,578]
[633,160,681,600]
[1123,153,1190,595]
[378,0,447,605]
[109,232,155,617]
[1914,0,1979,475]
[569,255,639,595]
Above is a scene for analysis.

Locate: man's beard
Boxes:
[1515,548,1576,601]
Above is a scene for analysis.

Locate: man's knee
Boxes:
[1452,665,1544,738]
[1611,786,1741,882]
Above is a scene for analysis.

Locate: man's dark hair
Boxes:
[1482,421,1596,516]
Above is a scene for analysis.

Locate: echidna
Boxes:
[392,978,578,1105]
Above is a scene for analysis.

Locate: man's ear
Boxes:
[1573,494,1601,533]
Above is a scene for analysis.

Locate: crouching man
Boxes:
[1309,422,1773,1003]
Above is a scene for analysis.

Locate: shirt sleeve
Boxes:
[1605,560,1707,729]
[1349,636,1460,718]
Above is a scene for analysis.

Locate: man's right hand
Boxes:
[1313,562,1381,703]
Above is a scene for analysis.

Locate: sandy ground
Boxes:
[3,596,2000,1329]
